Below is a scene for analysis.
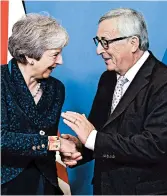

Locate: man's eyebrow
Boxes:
[101,37,107,40]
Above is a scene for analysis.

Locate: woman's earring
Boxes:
[30,61,34,65]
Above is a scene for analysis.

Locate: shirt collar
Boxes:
[117,51,150,82]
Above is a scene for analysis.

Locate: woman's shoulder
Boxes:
[1,65,10,95]
[47,76,65,90]
[1,64,8,74]
[1,64,9,82]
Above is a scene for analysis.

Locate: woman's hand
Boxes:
[48,135,83,166]
[48,136,77,153]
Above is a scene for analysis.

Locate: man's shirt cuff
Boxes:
[85,130,97,151]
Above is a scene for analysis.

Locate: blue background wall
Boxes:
[25,1,167,194]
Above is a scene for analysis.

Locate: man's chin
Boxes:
[106,64,115,71]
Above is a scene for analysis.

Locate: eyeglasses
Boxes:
[93,36,132,50]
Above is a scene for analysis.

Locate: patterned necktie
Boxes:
[111,76,128,114]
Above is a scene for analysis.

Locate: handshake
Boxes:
[48,134,83,166]
[48,111,96,166]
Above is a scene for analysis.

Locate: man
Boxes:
[61,8,167,195]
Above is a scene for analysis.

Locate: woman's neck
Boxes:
[17,62,38,88]
[17,61,42,104]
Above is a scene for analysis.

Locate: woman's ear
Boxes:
[25,56,34,65]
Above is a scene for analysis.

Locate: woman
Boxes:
[1,13,78,195]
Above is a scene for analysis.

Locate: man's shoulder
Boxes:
[147,59,167,96]
[152,60,167,82]
[149,51,167,73]
[98,70,117,84]
[144,52,167,84]
[156,60,167,73]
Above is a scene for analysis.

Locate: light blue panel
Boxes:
[25,1,167,195]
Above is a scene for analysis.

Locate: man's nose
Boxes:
[96,42,105,55]
[55,54,63,65]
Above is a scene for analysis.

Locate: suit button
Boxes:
[41,144,45,148]
[37,145,40,150]
[39,130,45,135]
[32,146,36,150]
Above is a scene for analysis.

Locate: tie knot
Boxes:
[117,76,128,85]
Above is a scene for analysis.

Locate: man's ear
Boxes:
[130,36,140,53]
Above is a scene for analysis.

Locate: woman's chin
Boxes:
[42,71,52,78]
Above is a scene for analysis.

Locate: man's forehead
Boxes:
[97,18,119,38]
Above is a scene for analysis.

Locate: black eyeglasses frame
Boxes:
[93,36,133,49]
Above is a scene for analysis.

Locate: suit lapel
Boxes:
[102,53,157,129]
[8,59,54,128]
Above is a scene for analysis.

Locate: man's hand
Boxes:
[61,111,95,144]
[48,135,77,154]
[59,137,77,153]
[61,134,83,166]
[61,134,82,151]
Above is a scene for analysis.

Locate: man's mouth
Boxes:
[102,55,111,60]
[104,58,111,61]
[103,57,111,64]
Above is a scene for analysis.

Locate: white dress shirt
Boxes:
[85,51,150,151]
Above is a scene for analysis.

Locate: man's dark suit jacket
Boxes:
[1,58,64,194]
[82,52,167,195]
